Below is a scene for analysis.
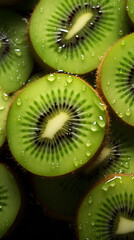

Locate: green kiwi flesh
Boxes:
[126,0,134,23]
[0,8,34,93]
[85,118,134,179]
[6,73,107,177]
[97,33,134,126]
[77,174,134,240]
[0,88,12,147]
[29,0,129,74]
[0,163,21,239]
[32,119,134,219]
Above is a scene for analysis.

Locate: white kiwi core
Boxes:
[42,112,69,139]
[65,12,93,40]
[116,217,134,234]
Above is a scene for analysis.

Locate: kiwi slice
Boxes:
[97,33,134,127]
[31,119,134,219]
[77,174,134,240]
[29,0,129,75]
[0,163,21,239]
[126,0,134,24]
[6,73,108,177]
[0,8,34,94]
[0,88,12,148]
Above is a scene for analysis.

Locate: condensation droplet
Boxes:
[125,108,131,116]
[81,54,85,61]
[17,99,22,106]
[107,80,111,86]
[0,106,5,111]
[14,48,22,56]
[86,140,92,147]
[82,85,86,92]
[121,40,126,46]
[90,121,99,132]
[119,112,123,118]
[47,74,56,82]
[86,151,91,157]
[3,93,9,101]
[102,184,108,191]
[40,7,44,13]
[57,46,63,53]
[17,115,21,122]
[88,196,92,204]
[67,76,73,83]
[97,116,106,128]
[74,157,79,167]
[112,99,116,105]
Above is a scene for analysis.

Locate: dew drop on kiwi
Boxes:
[47,74,56,82]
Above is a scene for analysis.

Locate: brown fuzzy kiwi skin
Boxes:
[6,73,109,178]
[96,34,134,128]
[0,163,25,239]
[75,173,134,240]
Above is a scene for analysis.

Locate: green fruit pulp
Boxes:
[77,174,134,240]
[0,8,34,93]
[126,0,134,23]
[7,73,107,177]
[99,33,134,126]
[29,0,129,74]
[0,163,21,239]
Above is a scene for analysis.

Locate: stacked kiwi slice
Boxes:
[0,0,134,239]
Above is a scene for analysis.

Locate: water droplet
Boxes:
[123,162,129,169]
[67,76,72,83]
[81,54,85,61]
[119,112,123,118]
[78,224,82,230]
[88,196,92,204]
[0,106,5,111]
[57,46,63,53]
[94,97,105,111]
[17,115,21,122]
[119,29,123,36]
[17,99,22,106]
[64,82,68,87]
[3,93,9,101]
[15,38,22,44]
[92,52,95,57]
[112,99,116,105]
[107,80,111,86]
[86,140,91,147]
[102,184,108,191]
[86,151,91,157]
[110,181,115,187]
[40,7,44,13]
[47,74,56,82]
[90,121,99,132]
[121,40,126,46]
[91,221,95,226]
[14,48,22,56]
[82,85,86,92]
[51,162,55,170]
[97,116,106,128]
[74,157,79,167]
[125,108,131,116]
[88,212,91,217]
[21,150,25,156]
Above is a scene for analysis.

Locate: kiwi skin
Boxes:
[75,173,134,240]
[6,72,110,177]
[96,34,134,128]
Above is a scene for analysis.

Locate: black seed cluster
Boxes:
[128,66,134,94]
[0,33,10,60]
[56,4,103,49]
[33,101,82,151]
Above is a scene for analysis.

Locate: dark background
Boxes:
[1,143,77,240]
